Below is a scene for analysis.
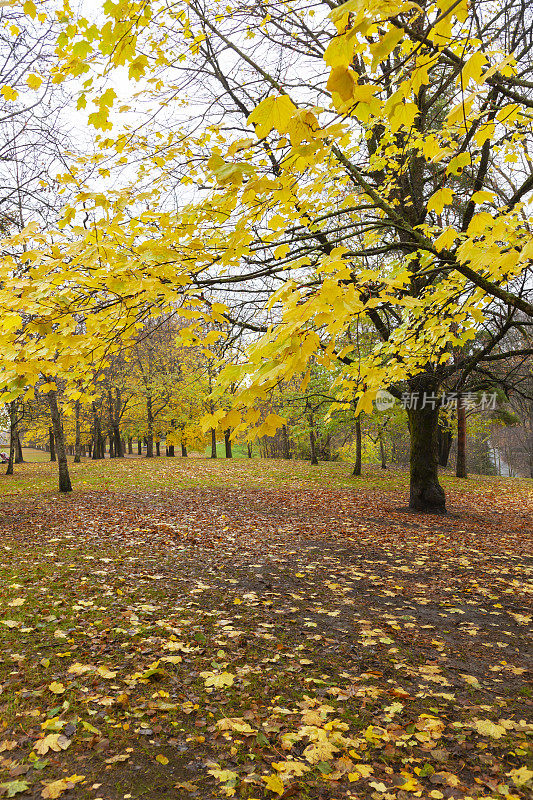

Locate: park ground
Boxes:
[0,458,531,800]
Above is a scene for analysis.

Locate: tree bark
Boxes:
[379,430,387,469]
[211,428,217,458]
[456,394,467,478]
[92,404,104,459]
[181,442,187,457]
[146,395,154,457]
[168,444,175,457]
[224,429,232,459]
[282,424,291,459]
[6,403,16,476]
[438,422,452,467]
[529,400,533,479]
[15,432,24,464]
[247,442,252,458]
[352,418,361,476]
[408,403,446,512]
[156,440,160,456]
[74,399,81,463]
[309,414,318,466]
[138,438,142,455]
[128,437,133,455]
[49,426,56,462]
[47,389,72,493]
[113,389,124,457]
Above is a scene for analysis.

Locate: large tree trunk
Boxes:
[224,429,232,459]
[529,401,533,479]
[211,429,217,459]
[309,415,318,466]
[74,399,81,463]
[438,422,452,467]
[49,426,56,462]
[168,444,175,457]
[15,431,24,464]
[181,442,187,457]
[146,395,154,458]
[408,402,446,512]
[456,394,467,478]
[47,389,72,493]
[352,418,361,476]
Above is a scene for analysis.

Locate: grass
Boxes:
[0,453,530,501]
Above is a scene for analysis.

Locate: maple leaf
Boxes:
[33,734,71,755]
[0,781,30,798]
[41,775,84,799]
[473,719,507,739]
[262,774,284,795]
[200,670,235,689]
[96,666,117,679]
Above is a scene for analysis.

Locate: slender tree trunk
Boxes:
[113,389,124,457]
[224,429,232,459]
[211,428,217,459]
[181,442,187,457]
[47,389,72,493]
[128,437,133,455]
[74,400,81,463]
[309,414,318,466]
[109,435,114,458]
[379,430,387,469]
[408,402,446,512]
[146,395,154,458]
[247,442,252,458]
[438,422,452,467]
[49,427,56,462]
[6,403,16,476]
[282,424,291,459]
[156,440,160,456]
[138,438,142,455]
[92,404,103,459]
[352,418,361,476]
[456,394,467,478]
[15,432,24,464]
[168,444,175,457]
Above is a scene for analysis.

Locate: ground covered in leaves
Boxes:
[0,458,531,800]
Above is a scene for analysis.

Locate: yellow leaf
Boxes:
[427,188,454,215]
[1,86,18,101]
[33,734,71,755]
[200,671,235,689]
[473,719,506,739]
[262,774,285,795]
[156,755,169,765]
[247,95,297,138]
[41,776,84,799]
[26,74,43,90]
[48,682,65,694]
[326,66,356,102]
[97,666,117,679]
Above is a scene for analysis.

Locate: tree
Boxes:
[1,0,532,510]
